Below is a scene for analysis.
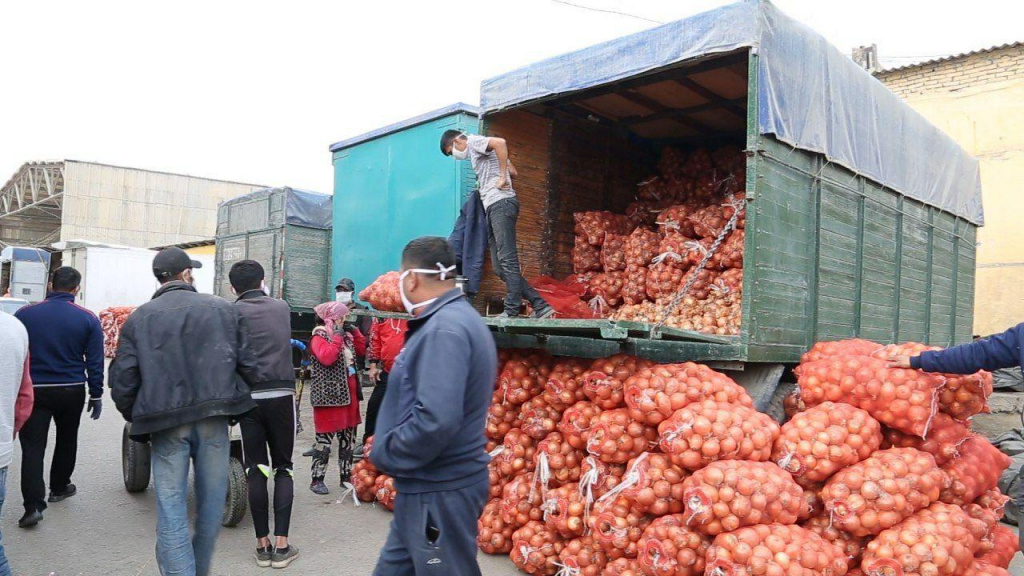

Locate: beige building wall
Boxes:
[876,44,1024,336]
[61,161,261,249]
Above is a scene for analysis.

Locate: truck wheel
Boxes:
[122,423,151,493]
[222,456,248,527]
[766,381,797,424]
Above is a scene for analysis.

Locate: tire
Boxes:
[222,456,248,527]
[122,423,151,493]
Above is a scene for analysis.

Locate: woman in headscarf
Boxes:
[307,301,365,495]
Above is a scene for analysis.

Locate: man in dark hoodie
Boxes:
[111,248,257,576]
[371,237,497,576]
[229,260,299,569]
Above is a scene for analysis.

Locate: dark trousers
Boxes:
[363,372,389,444]
[373,475,490,576]
[486,197,549,316]
[239,395,296,539]
[19,385,86,513]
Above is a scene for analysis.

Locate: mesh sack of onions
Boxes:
[881,412,972,466]
[722,192,747,229]
[358,271,404,312]
[487,390,523,445]
[705,523,849,576]
[588,272,627,313]
[801,511,869,565]
[800,339,882,364]
[860,511,976,576]
[657,147,688,182]
[603,558,643,576]
[794,356,944,437]
[657,400,779,471]
[589,495,651,560]
[500,352,553,406]
[772,401,882,487]
[583,355,653,411]
[502,472,545,529]
[479,498,515,554]
[965,561,1012,576]
[597,452,687,517]
[494,428,539,478]
[914,502,989,554]
[678,268,717,300]
[558,535,609,576]
[871,343,992,420]
[351,459,379,503]
[625,362,752,427]
[587,409,658,465]
[622,266,648,306]
[939,435,1012,505]
[625,228,661,268]
[580,456,626,505]
[976,524,1018,569]
[714,230,744,269]
[800,484,824,522]
[655,232,693,269]
[575,212,632,246]
[545,358,593,412]
[535,431,586,491]
[626,201,661,228]
[715,268,743,294]
[521,395,565,441]
[542,482,589,539]
[611,302,659,324]
[681,460,804,536]
[488,457,508,500]
[99,306,136,358]
[820,447,946,537]
[636,514,711,576]
[638,176,672,202]
[575,237,604,274]
[678,238,714,270]
[559,401,605,450]
[374,475,397,511]
[973,487,1010,519]
[512,520,568,576]
[646,263,684,301]
[682,148,714,180]
[687,205,728,239]
[655,205,696,238]
[602,233,628,272]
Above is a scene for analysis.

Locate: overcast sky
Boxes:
[1,0,1020,194]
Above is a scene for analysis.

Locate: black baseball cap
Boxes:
[335,278,355,292]
[153,247,203,280]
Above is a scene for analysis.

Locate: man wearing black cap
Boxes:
[111,247,257,576]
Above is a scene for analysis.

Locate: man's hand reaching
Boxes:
[887,355,912,369]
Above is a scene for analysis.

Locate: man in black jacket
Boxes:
[111,248,257,576]
[230,260,299,569]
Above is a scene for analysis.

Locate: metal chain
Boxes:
[650,199,744,337]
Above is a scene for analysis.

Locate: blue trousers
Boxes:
[150,418,229,576]
[373,475,489,576]
[0,465,10,576]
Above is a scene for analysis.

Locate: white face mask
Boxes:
[336,291,353,304]
[399,263,457,314]
[451,143,469,161]
[260,281,269,296]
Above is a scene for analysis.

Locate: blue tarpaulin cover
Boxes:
[480,0,983,225]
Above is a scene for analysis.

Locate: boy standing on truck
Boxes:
[441,130,555,319]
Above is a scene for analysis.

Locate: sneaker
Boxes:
[255,546,273,568]
[48,484,77,503]
[18,509,42,528]
[531,306,556,320]
[352,445,364,461]
[309,480,329,495]
[495,312,518,319]
[301,446,315,458]
[271,545,299,569]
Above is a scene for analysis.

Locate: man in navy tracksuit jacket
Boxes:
[14,266,103,528]
[371,237,497,576]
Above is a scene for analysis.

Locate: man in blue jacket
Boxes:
[14,266,103,528]
[371,237,497,576]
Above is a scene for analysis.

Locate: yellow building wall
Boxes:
[876,46,1024,336]
[184,244,216,256]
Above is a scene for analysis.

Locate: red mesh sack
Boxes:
[587,409,658,465]
[657,400,779,471]
[494,428,538,478]
[973,487,1010,520]
[579,456,626,504]
[881,412,972,466]
[706,523,849,576]
[715,230,745,269]
[511,520,567,576]
[596,452,687,517]
[655,205,696,238]
[654,232,692,269]
[488,457,508,500]
[636,514,711,576]
[914,502,989,555]
[800,339,882,364]
[679,268,717,300]
[603,558,643,576]
[625,228,661,268]
[861,511,976,576]
[559,401,605,450]
[99,306,135,358]
[535,431,585,491]
[602,233,628,273]
[559,535,610,576]
[478,498,515,554]
[624,362,752,427]
[487,390,523,445]
[682,460,804,536]
[646,263,684,301]
[521,395,565,441]
[589,495,652,559]
[939,435,1012,505]
[687,205,728,239]
[637,176,673,202]
[575,237,604,274]
[359,271,404,312]
[772,402,882,487]
[682,149,714,180]
[542,482,588,538]
[799,484,824,522]
[532,276,601,320]
[588,272,627,313]
[975,524,1017,569]
[870,343,992,420]
[499,352,553,406]
[583,355,652,410]
[965,561,1012,576]
[722,192,747,229]
[627,201,661,228]
[351,459,379,503]
[821,447,946,537]
[657,148,688,182]
[802,511,869,565]
[502,473,544,529]
[544,358,593,412]
[575,212,632,246]
[715,268,743,295]
[622,266,648,306]
[373,475,397,511]
[795,356,944,437]
[681,238,715,270]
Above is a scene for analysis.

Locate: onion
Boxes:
[706,523,848,576]
[478,498,515,554]
[510,520,567,576]
[657,399,780,471]
[682,460,804,536]
[624,362,751,426]
[636,514,710,576]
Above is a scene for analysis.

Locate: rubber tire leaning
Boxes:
[221,456,248,527]
[122,423,152,493]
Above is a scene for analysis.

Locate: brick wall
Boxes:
[875,44,1024,98]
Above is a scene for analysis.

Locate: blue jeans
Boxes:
[150,418,229,576]
[486,197,550,316]
[0,465,10,576]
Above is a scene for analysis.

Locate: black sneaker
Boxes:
[271,545,299,569]
[18,510,43,528]
[255,546,272,568]
[309,480,329,495]
[48,484,77,503]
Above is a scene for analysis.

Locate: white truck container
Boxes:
[0,246,50,302]
[54,240,161,314]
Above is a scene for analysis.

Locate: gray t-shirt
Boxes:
[467,134,516,209]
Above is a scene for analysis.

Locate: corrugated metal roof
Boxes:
[329,102,481,152]
[878,41,1023,73]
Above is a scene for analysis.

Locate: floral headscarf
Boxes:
[313,301,350,339]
